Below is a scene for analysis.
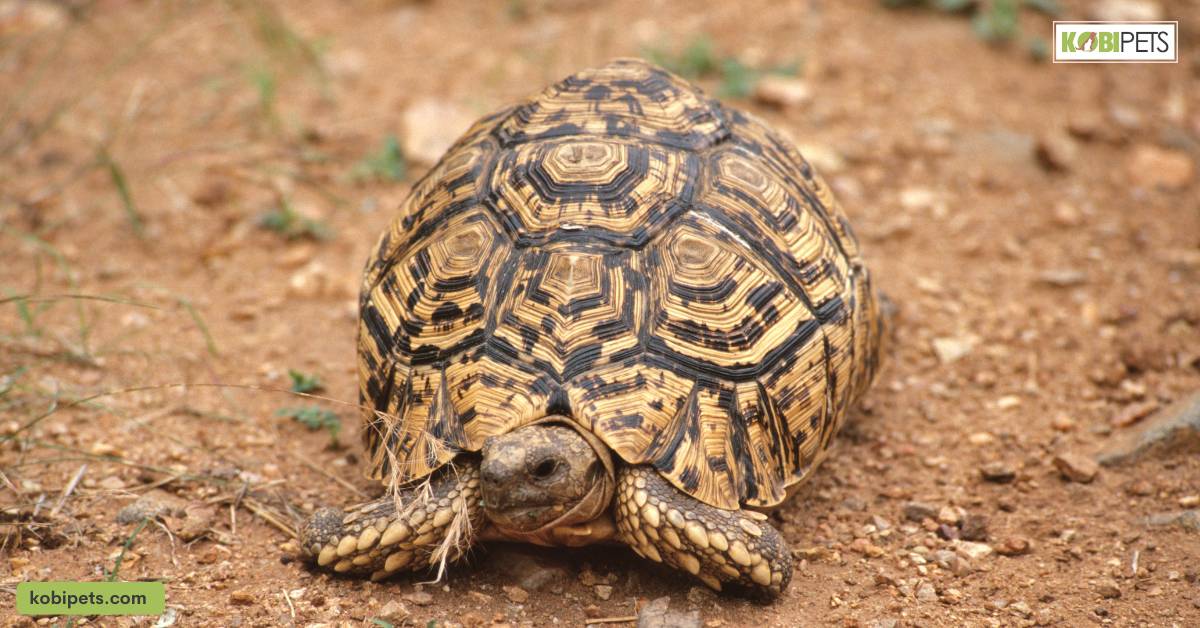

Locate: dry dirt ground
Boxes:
[2,1,1200,626]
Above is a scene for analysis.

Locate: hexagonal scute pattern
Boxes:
[357,59,885,510]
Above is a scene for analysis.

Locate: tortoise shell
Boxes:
[357,59,884,511]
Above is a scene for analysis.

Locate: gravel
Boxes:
[903,501,938,522]
[979,461,1016,484]
[1053,453,1099,483]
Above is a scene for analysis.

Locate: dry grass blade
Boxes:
[292,451,366,498]
[242,496,298,539]
[49,463,87,517]
[96,147,144,238]
[0,293,161,309]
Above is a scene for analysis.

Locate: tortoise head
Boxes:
[479,420,613,537]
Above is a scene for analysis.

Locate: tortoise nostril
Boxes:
[531,458,560,480]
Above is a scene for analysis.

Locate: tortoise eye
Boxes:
[532,459,560,479]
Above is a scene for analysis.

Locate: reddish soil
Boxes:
[2,1,1199,626]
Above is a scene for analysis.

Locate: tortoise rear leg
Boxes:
[613,466,792,597]
[301,461,484,581]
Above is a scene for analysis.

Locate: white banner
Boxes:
[1053,21,1178,63]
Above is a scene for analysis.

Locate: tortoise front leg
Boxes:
[300,461,484,581]
[613,466,792,597]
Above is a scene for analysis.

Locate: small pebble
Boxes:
[229,591,255,605]
[995,537,1032,556]
[1053,453,1098,483]
[980,462,1016,484]
[1096,580,1122,599]
[903,501,938,522]
[404,591,434,606]
[502,585,529,604]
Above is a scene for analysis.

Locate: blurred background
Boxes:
[1,1,1198,626]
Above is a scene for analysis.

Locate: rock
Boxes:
[502,585,529,604]
[1125,480,1154,496]
[996,537,1033,556]
[116,490,186,524]
[903,501,938,522]
[953,540,994,561]
[1066,111,1106,141]
[1034,131,1078,171]
[1050,202,1082,228]
[980,462,1016,484]
[1037,269,1086,287]
[967,432,994,446]
[1009,601,1033,617]
[1096,392,1200,466]
[931,550,958,570]
[915,582,937,603]
[637,596,701,628]
[90,442,124,457]
[488,545,569,591]
[937,524,960,541]
[1181,496,1200,508]
[753,76,811,108]
[1143,510,1200,532]
[229,590,255,605]
[1090,0,1163,21]
[1053,453,1098,483]
[401,99,475,166]
[1111,400,1160,428]
[932,335,976,364]
[1096,579,1122,599]
[995,396,1021,410]
[377,600,409,623]
[866,621,898,628]
[287,262,331,299]
[403,591,433,606]
[164,505,216,541]
[594,584,613,601]
[1126,145,1195,191]
[937,506,964,526]
[850,538,886,557]
[898,187,937,211]
[960,514,989,542]
[192,177,233,208]
[1051,414,1077,432]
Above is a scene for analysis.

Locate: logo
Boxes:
[1054,21,1178,63]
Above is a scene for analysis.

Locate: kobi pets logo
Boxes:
[1054,21,1178,63]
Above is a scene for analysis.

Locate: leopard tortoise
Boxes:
[301,58,885,597]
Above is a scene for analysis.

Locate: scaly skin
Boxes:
[302,424,792,597]
[300,463,484,581]
[613,466,792,597]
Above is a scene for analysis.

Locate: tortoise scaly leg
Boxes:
[301,462,483,581]
[613,466,792,597]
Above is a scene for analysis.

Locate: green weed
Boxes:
[287,369,322,393]
[277,406,341,446]
[972,0,1019,43]
[257,197,330,240]
[644,37,800,99]
[350,135,406,183]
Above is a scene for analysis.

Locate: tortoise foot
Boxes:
[613,466,792,597]
[300,462,484,581]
